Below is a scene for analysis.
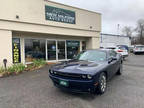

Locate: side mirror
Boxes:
[108,57,117,63]
[112,57,117,61]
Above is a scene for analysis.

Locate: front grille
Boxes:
[54,71,81,79]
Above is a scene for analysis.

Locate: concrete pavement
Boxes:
[0,54,144,108]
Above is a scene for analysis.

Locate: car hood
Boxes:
[52,60,107,75]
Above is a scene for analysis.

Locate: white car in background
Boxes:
[106,46,128,59]
[114,46,129,59]
[129,45,134,53]
[133,45,144,54]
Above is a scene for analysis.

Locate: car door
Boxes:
[111,51,120,73]
[107,51,118,77]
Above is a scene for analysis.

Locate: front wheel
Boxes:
[97,72,107,94]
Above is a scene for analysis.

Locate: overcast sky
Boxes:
[51,0,144,34]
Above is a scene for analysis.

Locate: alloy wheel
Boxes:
[100,75,107,92]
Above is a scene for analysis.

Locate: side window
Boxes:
[109,51,113,57]
[112,51,117,57]
[109,51,117,57]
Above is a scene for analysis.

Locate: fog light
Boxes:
[82,75,86,79]
[87,75,92,79]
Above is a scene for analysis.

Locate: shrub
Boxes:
[7,64,26,74]
[0,64,25,77]
[0,60,47,77]
[0,67,5,73]
[7,66,15,73]
[33,59,47,67]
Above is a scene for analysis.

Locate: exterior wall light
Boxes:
[16,15,19,19]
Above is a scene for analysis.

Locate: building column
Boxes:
[20,38,25,64]
[86,37,100,49]
[80,41,82,51]
[0,29,12,67]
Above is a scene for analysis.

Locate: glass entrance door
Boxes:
[47,40,56,60]
[67,41,80,59]
[57,41,66,60]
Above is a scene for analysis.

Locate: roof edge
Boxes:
[101,33,130,37]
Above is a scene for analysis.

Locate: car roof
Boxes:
[117,45,128,47]
[86,49,112,52]
[135,45,144,47]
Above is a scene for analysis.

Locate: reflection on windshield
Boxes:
[76,50,107,62]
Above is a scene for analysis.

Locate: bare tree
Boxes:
[135,19,144,44]
[122,26,133,37]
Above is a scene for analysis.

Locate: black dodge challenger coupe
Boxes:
[49,49,123,94]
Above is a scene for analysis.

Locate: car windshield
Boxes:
[75,50,107,62]
[118,47,127,50]
[136,46,144,48]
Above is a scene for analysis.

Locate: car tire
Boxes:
[117,63,123,75]
[123,57,125,61]
[97,72,107,94]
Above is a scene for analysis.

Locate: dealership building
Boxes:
[0,0,101,66]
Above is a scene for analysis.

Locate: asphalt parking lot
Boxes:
[0,54,144,108]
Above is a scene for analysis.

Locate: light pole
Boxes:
[117,24,120,35]
[117,24,120,45]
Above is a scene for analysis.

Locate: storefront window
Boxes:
[47,40,56,60]
[67,41,80,59]
[24,39,81,62]
[25,39,46,62]
[58,41,66,60]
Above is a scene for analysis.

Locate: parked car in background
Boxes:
[49,49,123,95]
[114,46,129,59]
[106,46,128,59]
[105,47,116,50]
[129,46,134,53]
[133,45,144,54]
[117,45,129,51]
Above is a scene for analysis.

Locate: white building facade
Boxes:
[100,33,131,48]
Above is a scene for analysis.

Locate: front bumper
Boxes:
[123,54,128,58]
[134,51,144,53]
[49,75,97,93]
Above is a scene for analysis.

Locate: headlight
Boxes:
[82,75,87,79]
[49,69,53,74]
[87,75,92,79]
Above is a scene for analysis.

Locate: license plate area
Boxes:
[59,80,69,87]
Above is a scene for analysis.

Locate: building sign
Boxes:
[66,41,80,47]
[12,38,21,63]
[45,5,76,24]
